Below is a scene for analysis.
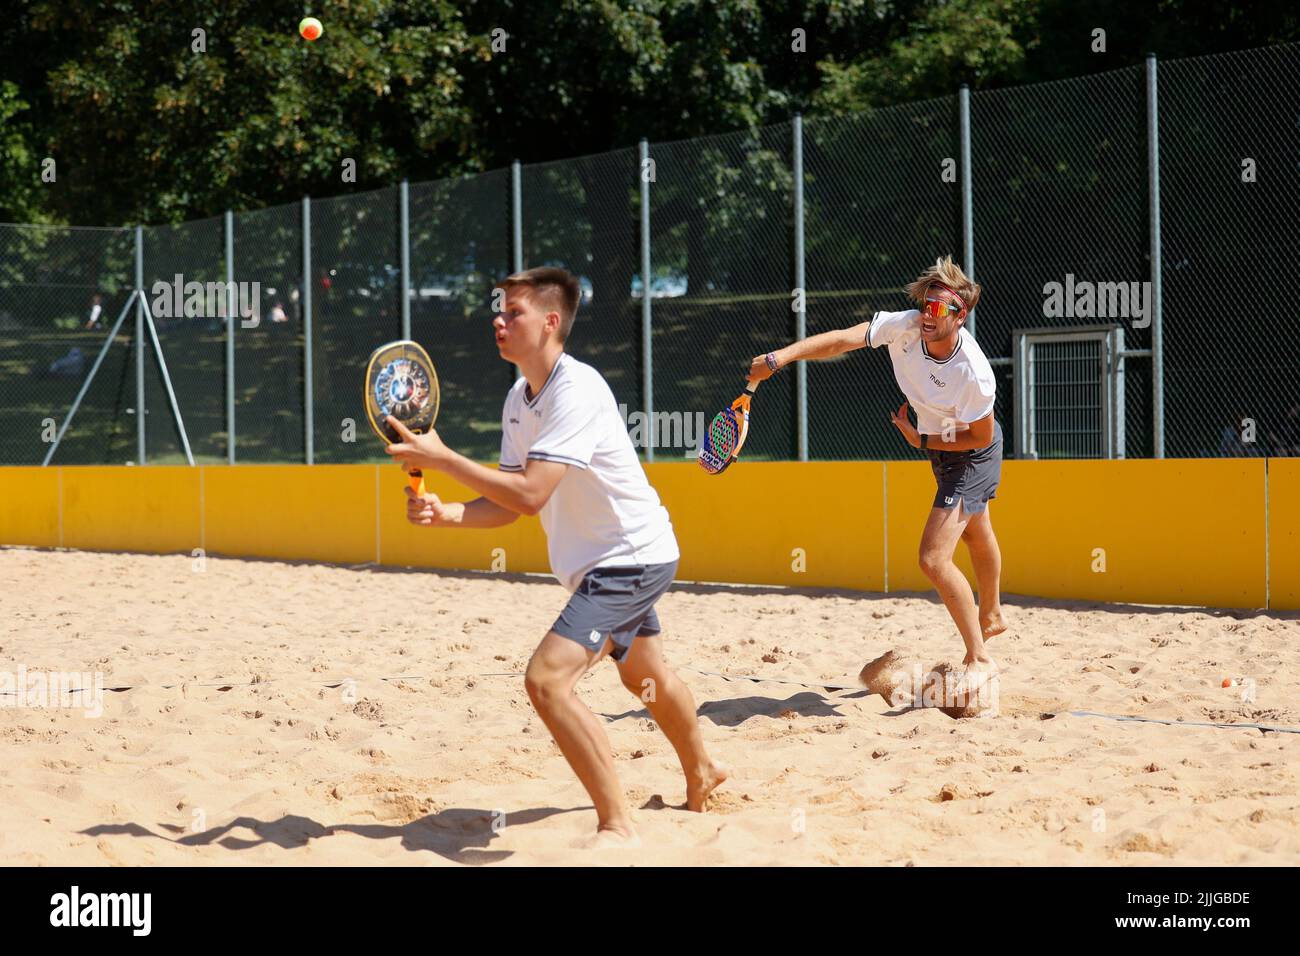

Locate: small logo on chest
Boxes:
[929,372,946,388]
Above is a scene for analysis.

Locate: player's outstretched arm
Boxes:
[746,322,870,381]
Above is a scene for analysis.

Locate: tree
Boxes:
[12,0,480,224]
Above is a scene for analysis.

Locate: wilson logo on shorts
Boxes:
[588,630,602,643]
[944,496,954,504]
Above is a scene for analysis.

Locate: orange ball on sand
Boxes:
[299,17,323,41]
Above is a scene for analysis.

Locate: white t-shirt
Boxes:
[866,309,997,435]
[499,353,679,592]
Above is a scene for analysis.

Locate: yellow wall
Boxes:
[0,458,1283,609]
[0,467,62,548]
[63,466,201,554]
[886,459,1267,607]
[204,465,376,564]
[377,467,549,574]
[1269,458,1300,611]
[649,462,885,590]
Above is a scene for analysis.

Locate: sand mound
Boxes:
[859,649,998,719]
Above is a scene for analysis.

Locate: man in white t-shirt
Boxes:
[745,256,1006,679]
[385,267,726,845]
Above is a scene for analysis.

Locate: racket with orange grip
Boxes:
[364,339,440,497]
[697,379,757,475]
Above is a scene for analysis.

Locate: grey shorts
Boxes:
[927,420,1003,515]
[552,561,678,661]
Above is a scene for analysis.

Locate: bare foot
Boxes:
[579,824,641,849]
[981,608,1008,641]
[958,656,997,684]
[686,760,729,812]
[957,658,1000,714]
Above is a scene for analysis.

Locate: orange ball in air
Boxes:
[299,17,323,41]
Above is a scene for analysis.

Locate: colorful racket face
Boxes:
[364,339,440,494]
[698,381,757,475]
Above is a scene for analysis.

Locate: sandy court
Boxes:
[1,546,1297,866]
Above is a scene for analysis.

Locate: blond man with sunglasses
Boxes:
[746,256,1005,675]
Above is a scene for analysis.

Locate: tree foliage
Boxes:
[0,0,1297,224]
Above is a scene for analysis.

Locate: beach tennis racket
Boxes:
[364,339,440,497]
[698,380,757,475]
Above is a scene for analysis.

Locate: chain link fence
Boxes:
[233,200,305,463]
[1159,44,1300,458]
[409,170,512,463]
[525,149,644,443]
[141,216,226,463]
[4,42,1298,467]
[804,96,962,459]
[973,65,1153,460]
[651,124,796,461]
[310,186,401,463]
[0,224,134,465]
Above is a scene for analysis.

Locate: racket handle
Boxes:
[408,469,426,497]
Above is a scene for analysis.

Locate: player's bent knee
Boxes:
[918,550,947,579]
[524,666,563,707]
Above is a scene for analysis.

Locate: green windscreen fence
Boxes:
[233,201,305,463]
[1158,44,1300,458]
[650,123,796,461]
[310,187,401,464]
[804,96,961,460]
[409,170,511,463]
[524,149,643,435]
[0,225,135,465]
[6,42,1299,466]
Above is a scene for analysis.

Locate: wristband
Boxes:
[765,352,780,372]
[920,434,928,449]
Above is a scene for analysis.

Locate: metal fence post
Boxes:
[510,160,524,382]
[511,160,523,273]
[302,195,314,465]
[1146,53,1165,459]
[399,179,411,341]
[959,85,976,339]
[639,139,654,463]
[134,225,145,465]
[225,209,236,464]
[793,114,808,461]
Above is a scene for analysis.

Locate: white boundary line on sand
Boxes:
[11,668,1296,735]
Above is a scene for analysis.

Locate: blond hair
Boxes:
[905,255,980,313]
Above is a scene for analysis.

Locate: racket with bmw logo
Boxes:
[364,339,440,497]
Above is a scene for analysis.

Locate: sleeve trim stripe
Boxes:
[527,451,589,469]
